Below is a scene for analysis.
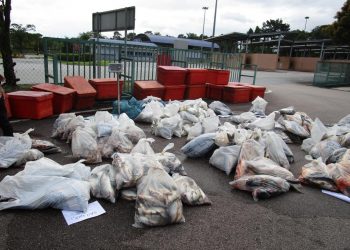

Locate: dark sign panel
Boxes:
[92,7,135,32]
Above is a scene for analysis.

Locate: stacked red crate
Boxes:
[64,76,96,110]
[4,94,11,118]
[7,91,53,119]
[185,68,207,99]
[157,66,187,101]
[205,69,230,100]
[88,78,123,100]
[222,83,251,103]
[232,82,266,101]
[133,81,165,100]
[31,83,76,114]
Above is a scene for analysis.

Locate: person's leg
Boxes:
[0,97,13,136]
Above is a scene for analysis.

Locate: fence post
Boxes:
[53,55,58,84]
[92,40,96,78]
[43,38,49,83]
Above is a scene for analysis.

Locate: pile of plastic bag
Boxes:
[52,111,146,163]
[0,129,61,168]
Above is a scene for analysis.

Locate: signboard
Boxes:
[92,6,135,32]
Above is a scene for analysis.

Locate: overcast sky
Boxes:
[11,0,345,38]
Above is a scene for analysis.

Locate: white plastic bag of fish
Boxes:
[172,173,211,206]
[309,140,341,163]
[247,112,275,131]
[120,188,137,201]
[62,115,86,142]
[71,126,102,164]
[311,118,328,143]
[338,114,350,126]
[264,131,293,169]
[112,153,163,190]
[209,101,232,116]
[209,145,241,175]
[187,122,203,141]
[202,116,220,134]
[181,133,216,158]
[31,139,61,154]
[0,129,33,168]
[51,113,76,139]
[0,175,90,212]
[89,164,116,203]
[229,175,290,201]
[299,158,338,191]
[106,128,134,154]
[154,143,187,176]
[249,96,268,116]
[133,168,185,228]
[152,114,183,140]
[15,149,44,166]
[131,138,155,155]
[230,112,257,124]
[136,100,164,123]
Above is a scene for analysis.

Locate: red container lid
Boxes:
[135,80,165,89]
[238,83,266,89]
[186,68,207,72]
[224,85,250,89]
[158,66,186,72]
[64,76,97,95]
[32,83,76,95]
[89,78,119,84]
[164,85,186,89]
[7,91,53,101]
[206,83,226,89]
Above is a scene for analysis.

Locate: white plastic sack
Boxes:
[96,123,113,137]
[311,118,328,143]
[338,114,350,126]
[131,138,155,155]
[265,132,292,169]
[209,145,241,175]
[72,127,102,163]
[61,115,85,142]
[154,143,187,176]
[310,140,342,163]
[301,138,316,154]
[0,129,33,168]
[0,175,90,212]
[172,173,211,206]
[248,112,275,131]
[89,164,116,203]
[163,102,180,117]
[214,131,230,147]
[15,149,44,166]
[249,96,268,116]
[152,114,183,139]
[233,128,252,145]
[106,128,134,154]
[179,111,199,124]
[282,119,310,138]
[112,153,163,190]
[133,167,185,228]
[181,133,216,158]
[202,116,220,134]
[186,122,203,141]
[51,113,76,138]
[230,112,257,124]
[135,101,164,123]
[209,101,232,115]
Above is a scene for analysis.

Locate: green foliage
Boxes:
[78,31,94,40]
[154,31,161,36]
[186,33,200,40]
[261,19,290,33]
[59,53,92,62]
[177,34,186,38]
[332,0,350,44]
[254,26,261,33]
[247,28,253,35]
[310,25,333,39]
[126,32,136,40]
[10,23,42,54]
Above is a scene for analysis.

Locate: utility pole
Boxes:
[211,0,218,52]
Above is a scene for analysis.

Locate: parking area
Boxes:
[0,71,349,250]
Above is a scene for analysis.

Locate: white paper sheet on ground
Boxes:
[62,201,106,225]
[322,190,350,203]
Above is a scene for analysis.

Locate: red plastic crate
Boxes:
[4,94,11,118]
[157,66,187,85]
[157,54,171,66]
[163,85,186,101]
[134,80,165,100]
[64,76,96,110]
[89,78,123,100]
[235,83,266,101]
[206,83,225,100]
[31,83,76,114]
[185,68,207,85]
[223,85,251,103]
[206,69,230,85]
[185,85,207,99]
[7,91,53,119]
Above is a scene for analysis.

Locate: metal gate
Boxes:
[43,37,244,96]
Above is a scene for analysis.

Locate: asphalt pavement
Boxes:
[0,70,349,250]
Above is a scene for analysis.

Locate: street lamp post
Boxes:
[202,7,209,41]
[211,0,218,52]
[304,16,310,31]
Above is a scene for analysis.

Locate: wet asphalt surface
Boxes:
[1,71,350,250]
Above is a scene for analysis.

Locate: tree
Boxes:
[126,32,136,40]
[261,19,290,33]
[310,25,333,40]
[178,34,186,38]
[186,33,200,40]
[0,0,17,87]
[113,31,122,39]
[254,26,261,34]
[144,31,153,35]
[247,28,253,35]
[10,23,36,53]
[332,0,350,44]
[78,31,94,40]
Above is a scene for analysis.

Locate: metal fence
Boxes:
[42,37,244,96]
[313,61,350,87]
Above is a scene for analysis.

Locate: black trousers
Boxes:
[0,96,13,136]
